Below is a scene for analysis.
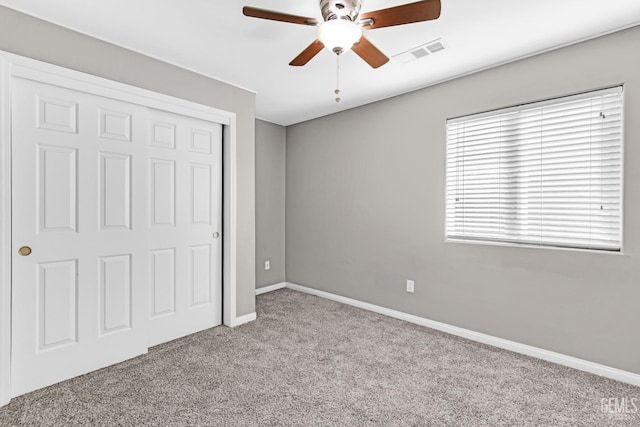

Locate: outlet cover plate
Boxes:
[406,280,414,293]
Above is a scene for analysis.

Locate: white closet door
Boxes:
[11,78,149,397]
[147,109,222,347]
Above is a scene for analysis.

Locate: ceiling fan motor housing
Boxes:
[320,0,362,22]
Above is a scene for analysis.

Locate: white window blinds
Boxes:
[446,87,623,251]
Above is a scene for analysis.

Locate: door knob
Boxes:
[212,232,220,239]
[18,246,32,256]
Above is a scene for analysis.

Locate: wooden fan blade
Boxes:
[352,36,389,69]
[243,6,318,26]
[359,0,441,29]
[290,40,325,66]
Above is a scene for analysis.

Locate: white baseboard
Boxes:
[230,312,256,327]
[255,282,287,295]
[285,282,640,387]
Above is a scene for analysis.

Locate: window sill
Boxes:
[444,237,624,256]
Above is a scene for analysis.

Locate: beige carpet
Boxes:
[1,288,639,426]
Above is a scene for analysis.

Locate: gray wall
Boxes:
[286,26,640,374]
[0,6,256,316]
[255,120,286,288]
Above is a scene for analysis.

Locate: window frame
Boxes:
[444,86,625,253]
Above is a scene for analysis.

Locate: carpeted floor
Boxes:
[1,288,639,426]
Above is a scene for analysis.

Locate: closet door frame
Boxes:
[0,50,241,406]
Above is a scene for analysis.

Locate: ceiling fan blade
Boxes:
[243,6,319,26]
[359,0,441,29]
[289,40,325,66]
[352,36,389,69]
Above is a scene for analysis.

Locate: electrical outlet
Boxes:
[406,280,414,293]
[264,260,270,271]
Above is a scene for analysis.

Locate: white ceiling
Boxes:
[2,0,639,126]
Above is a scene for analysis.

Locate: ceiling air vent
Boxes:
[393,38,446,64]
[411,48,429,59]
[426,41,445,53]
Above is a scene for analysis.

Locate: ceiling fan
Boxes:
[243,0,442,69]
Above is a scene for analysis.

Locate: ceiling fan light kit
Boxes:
[318,19,362,54]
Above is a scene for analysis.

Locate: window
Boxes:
[446,87,623,251]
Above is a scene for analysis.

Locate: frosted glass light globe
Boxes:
[318,19,362,54]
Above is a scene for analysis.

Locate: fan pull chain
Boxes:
[335,54,341,103]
